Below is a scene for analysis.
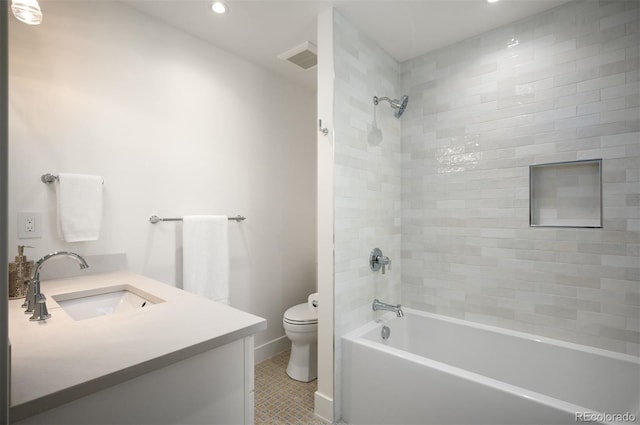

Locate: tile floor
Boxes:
[255,350,329,425]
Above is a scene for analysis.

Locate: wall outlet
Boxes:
[18,211,42,239]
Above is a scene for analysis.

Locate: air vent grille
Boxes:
[278,41,318,71]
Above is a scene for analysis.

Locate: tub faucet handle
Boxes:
[370,248,392,274]
[380,256,391,274]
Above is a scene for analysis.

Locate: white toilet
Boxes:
[283,301,318,382]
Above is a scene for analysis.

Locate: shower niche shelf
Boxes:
[529,159,602,228]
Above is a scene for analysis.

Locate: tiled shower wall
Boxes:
[400,0,639,355]
[333,8,402,415]
[334,10,402,337]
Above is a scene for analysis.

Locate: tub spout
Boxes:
[372,299,404,318]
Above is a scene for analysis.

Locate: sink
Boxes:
[52,284,165,321]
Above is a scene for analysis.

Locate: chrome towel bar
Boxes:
[41,173,104,184]
[149,215,246,224]
[41,173,58,183]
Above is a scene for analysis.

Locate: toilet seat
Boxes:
[283,303,318,325]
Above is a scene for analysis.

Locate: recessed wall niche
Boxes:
[529,159,603,228]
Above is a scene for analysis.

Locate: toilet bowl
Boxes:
[283,302,318,382]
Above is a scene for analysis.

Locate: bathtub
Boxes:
[342,308,640,425]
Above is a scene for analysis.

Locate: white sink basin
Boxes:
[52,285,165,321]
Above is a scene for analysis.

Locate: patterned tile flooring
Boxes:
[255,350,329,425]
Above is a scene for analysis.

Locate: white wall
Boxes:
[8,0,317,354]
[401,0,639,355]
[315,8,335,423]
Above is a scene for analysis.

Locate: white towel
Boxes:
[182,215,229,305]
[56,173,104,242]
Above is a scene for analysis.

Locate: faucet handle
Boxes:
[370,248,392,274]
[22,278,33,309]
[379,256,391,274]
[29,293,51,321]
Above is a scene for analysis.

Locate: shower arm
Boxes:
[373,96,392,106]
[373,94,409,118]
[373,96,404,110]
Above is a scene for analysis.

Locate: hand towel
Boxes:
[56,173,104,242]
[182,215,229,305]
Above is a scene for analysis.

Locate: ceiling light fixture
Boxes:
[11,0,43,25]
[486,0,500,3]
[210,2,228,14]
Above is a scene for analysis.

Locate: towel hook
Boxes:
[319,119,328,136]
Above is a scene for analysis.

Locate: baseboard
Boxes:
[314,391,334,423]
[254,336,290,365]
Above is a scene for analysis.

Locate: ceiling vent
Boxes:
[278,41,317,71]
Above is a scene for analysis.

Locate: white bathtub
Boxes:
[342,308,640,425]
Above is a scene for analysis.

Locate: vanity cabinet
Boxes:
[9,272,265,425]
[15,337,254,425]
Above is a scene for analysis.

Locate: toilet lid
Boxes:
[284,303,318,324]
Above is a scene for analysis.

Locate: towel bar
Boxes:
[41,173,58,183]
[41,173,104,184]
[149,215,245,224]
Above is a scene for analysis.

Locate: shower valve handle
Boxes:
[370,248,392,274]
[379,256,391,274]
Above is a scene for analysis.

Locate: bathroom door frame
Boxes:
[1,0,10,423]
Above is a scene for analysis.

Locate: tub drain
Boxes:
[381,325,390,340]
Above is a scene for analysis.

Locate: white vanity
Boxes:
[8,271,266,424]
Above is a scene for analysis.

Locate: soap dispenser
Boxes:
[8,245,33,299]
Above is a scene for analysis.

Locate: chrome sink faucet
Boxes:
[372,298,404,318]
[23,251,89,321]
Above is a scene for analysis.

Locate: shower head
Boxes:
[373,95,409,118]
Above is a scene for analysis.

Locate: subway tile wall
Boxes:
[334,9,402,337]
[333,9,402,412]
[400,0,639,355]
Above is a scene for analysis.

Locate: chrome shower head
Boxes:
[373,95,409,118]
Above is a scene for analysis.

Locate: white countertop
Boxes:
[9,271,267,421]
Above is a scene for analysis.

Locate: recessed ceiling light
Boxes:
[210,1,228,14]
[486,0,500,3]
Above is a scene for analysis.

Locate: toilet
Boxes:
[283,302,318,382]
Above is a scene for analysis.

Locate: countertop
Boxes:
[8,271,267,421]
